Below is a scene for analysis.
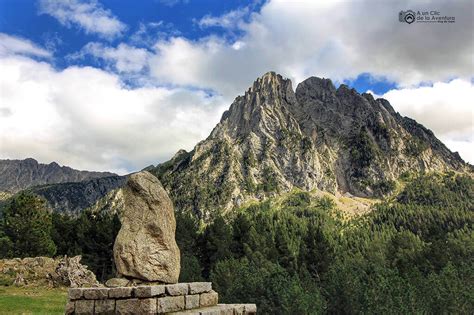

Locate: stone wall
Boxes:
[65,282,256,314]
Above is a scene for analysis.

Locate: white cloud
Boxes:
[129,22,180,47]
[149,0,473,96]
[374,79,474,164]
[0,33,51,58]
[198,7,250,29]
[0,55,226,174]
[38,0,126,38]
[74,42,150,73]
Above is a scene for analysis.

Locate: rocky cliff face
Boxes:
[0,158,116,193]
[28,175,127,215]
[154,72,468,220]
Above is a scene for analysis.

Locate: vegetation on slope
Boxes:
[0,172,472,314]
[176,172,473,313]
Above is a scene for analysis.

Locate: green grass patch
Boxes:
[0,286,67,314]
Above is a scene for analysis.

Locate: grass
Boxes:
[0,286,67,314]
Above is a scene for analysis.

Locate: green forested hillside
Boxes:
[177,172,473,313]
[1,172,472,314]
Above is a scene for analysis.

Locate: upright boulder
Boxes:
[113,171,180,283]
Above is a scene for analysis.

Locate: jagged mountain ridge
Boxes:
[153,72,467,220]
[0,158,116,194]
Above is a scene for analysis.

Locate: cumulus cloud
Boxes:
[198,7,250,30]
[0,33,51,58]
[373,79,474,163]
[73,42,150,73]
[38,0,126,38]
[129,22,181,47]
[149,0,473,95]
[0,55,226,174]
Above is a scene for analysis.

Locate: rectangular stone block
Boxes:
[68,288,84,300]
[157,295,185,313]
[94,299,115,315]
[199,305,234,315]
[243,303,257,314]
[116,298,139,314]
[109,287,133,298]
[75,300,94,315]
[228,304,257,315]
[228,304,245,315]
[188,282,212,294]
[185,294,200,309]
[200,290,218,307]
[166,283,189,296]
[138,298,157,314]
[64,301,75,314]
[83,287,109,300]
[116,298,157,314]
[134,285,166,297]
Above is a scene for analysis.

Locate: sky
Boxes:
[0,0,472,174]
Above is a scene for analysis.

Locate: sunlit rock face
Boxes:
[153,72,468,221]
[113,171,180,284]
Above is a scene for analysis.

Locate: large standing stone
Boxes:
[113,171,180,283]
[114,171,180,283]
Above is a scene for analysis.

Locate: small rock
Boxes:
[105,277,129,288]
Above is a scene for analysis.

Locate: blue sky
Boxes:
[0,0,397,94]
[0,0,472,173]
[0,1,260,70]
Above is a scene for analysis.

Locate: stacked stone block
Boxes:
[65,282,256,314]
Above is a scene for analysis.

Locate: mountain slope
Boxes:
[0,158,116,194]
[153,72,468,220]
[28,175,127,215]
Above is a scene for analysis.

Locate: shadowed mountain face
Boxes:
[28,175,127,215]
[153,72,467,220]
[0,158,116,194]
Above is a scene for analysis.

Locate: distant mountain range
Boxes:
[0,72,470,218]
[0,158,116,194]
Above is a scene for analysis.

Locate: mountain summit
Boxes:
[154,72,466,219]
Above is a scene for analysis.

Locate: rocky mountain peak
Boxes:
[150,72,469,220]
[247,71,293,98]
[211,72,297,139]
